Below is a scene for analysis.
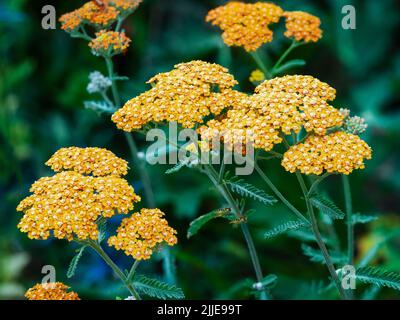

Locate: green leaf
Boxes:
[84,101,115,114]
[355,267,400,291]
[272,59,306,75]
[227,179,276,205]
[288,229,333,246]
[351,213,378,225]
[187,208,232,238]
[67,246,86,278]
[310,195,345,220]
[259,274,278,288]
[165,161,186,175]
[264,220,308,239]
[133,275,185,299]
[301,244,347,265]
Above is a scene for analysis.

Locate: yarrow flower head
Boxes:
[112,60,245,130]
[283,11,322,43]
[17,147,140,241]
[200,75,344,153]
[87,71,112,94]
[60,1,119,31]
[108,0,142,13]
[25,282,80,300]
[108,208,178,260]
[281,131,372,175]
[89,30,131,57]
[206,2,283,52]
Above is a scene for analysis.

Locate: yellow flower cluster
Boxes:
[89,30,131,56]
[112,60,244,130]
[282,131,372,175]
[249,69,265,83]
[17,148,140,241]
[206,2,283,52]
[108,208,177,260]
[108,0,142,12]
[46,147,128,177]
[25,282,80,300]
[59,11,82,32]
[199,108,281,152]
[253,75,343,135]
[283,11,323,43]
[199,75,344,152]
[60,1,119,31]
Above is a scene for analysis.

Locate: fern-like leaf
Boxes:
[187,208,232,238]
[165,161,186,175]
[67,246,86,278]
[310,195,345,220]
[133,275,185,299]
[355,267,400,291]
[264,220,308,239]
[227,179,276,205]
[351,213,378,225]
[301,244,347,265]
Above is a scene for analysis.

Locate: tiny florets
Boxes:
[108,208,178,260]
[283,11,322,43]
[87,71,112,94]
[25,282,80,300]
[281,131,372,175]
[112,60,244,131]
[17,148,140,241]
[206,2,284,52]
[46,147,128,177]
[89,30,131,57]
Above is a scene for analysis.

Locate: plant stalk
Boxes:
[89,241,141,300]
[295,172,348,300]
[203,164,270,300]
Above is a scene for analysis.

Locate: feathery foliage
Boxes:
[133,275,185,299]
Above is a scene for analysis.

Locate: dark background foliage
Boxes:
[0,0,399,299]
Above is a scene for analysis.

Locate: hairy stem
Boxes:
[271,40,303,74]
[203,164,270,300]
[89,241,141,300]
[295,172,348,300]
[255,164,310,225]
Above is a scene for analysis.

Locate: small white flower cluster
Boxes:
[87,71,112,94]
[339,108,368,135]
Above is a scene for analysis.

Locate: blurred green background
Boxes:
[1,0,399,299]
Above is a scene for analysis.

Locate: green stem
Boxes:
[203,164,270,300]
[271,40,302,74]
[342,175,353,266]
[249,51,272,79]
[89,241,141,300]
[342,174,354,299]
[295,172,348,300]
[255,164,310,225]
[127,259,140,283]
[307,173,331,197]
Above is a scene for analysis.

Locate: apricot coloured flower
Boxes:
[17,148,140,241]
[89,30,131,57]
[112,60,245,130]
[281,131,372,175]
[25,282,80,300]
[283,11,322,43]
[206,2,284,52]
[108,208,177,260]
